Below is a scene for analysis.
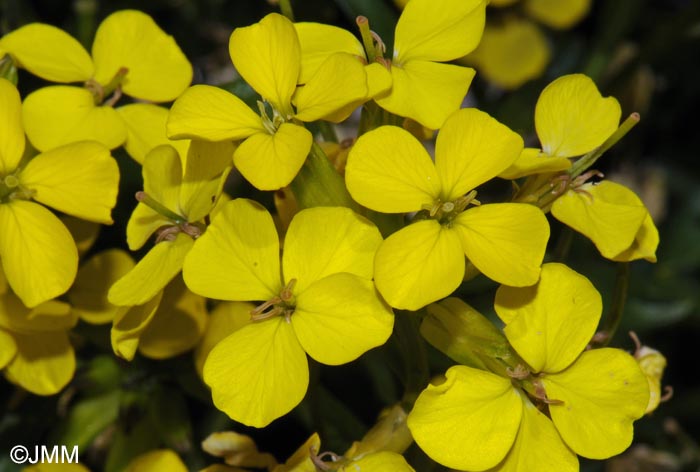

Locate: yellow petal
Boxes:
[435,108,523,201]
[341,452,415,472]
[612,212,659,263]
[20,141,119,224]
[61,215,100,256]
[375,221,464,310]
[183,199,281,301]
[488,398,578,472]
[233,124,312,191]
[0,329,17,369]
[536,74,621,158]
[294,53,368,123]
[202,431,278,470]
[499,147,571,180]
[294,22,365,84]
[124,449,188,472]
[229,13,299,114]
[408,365,522,471]
[376,61,475,130]
[194,301,254,376]
[454,203,549,287]
[111,293,162,361]
[0,293,74,333]
[0,78,24,174]
[125,145,183,250]
[345,125,440,213]
[543,348,649,459]
[551,181,648,259]
[495,263,602,373]
[4,330,75,395]
[126,203,169,251]
[283,207,382,293]
[145,144,184,208]
[203,318,308,427]
[92,10,192,102]
[117,103,190,164]
[167,85,263,141]
[635,345,667,414]
[108,233,193,307]
[293,273,393,365]
[524,0,592,29]
[0,201,77,308]
[22,86,126,151]
[69,249,135,324]
[394,0,486,63]
[180,140,234,222]
[139,276,207,359]
[275,433,321,472]
[0,23,93,82]
[365,62,393,98]
[466,18,550,91]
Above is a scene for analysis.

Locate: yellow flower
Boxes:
[68,249,135,325]
[551,180,659,262]
[345,108,549,310]
[124,449,188,472]
[466,18,550,90]
[168,13,368,190]
[501,74,622,179]
[0,269,76,395]
[296,0,486,130]
[0,10,192,155]
[0,78,119,307]
[408,263,649,470]
[183,200,393,427]
[108,142,231,307]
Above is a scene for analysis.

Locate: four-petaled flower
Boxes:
[408,263,649,471]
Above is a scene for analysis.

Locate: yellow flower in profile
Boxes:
[466,17,550,90]
[168,13,369,190]
[0,269,76,395]
[501,74,659,262]
[183,200,393,427]
[111,275,207,361]
[345,108,549,310]
[501,74,622,179]
[0,10,192,154]
[296,0,486,130]
[0,78,119,307]
[108,141,231,307]
[409,263,650,471]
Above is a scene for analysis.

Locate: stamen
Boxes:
[310,449,342,471]
[250,296,283,321]
[280,278,296,302]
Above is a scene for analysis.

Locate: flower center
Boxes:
[0,173,35,203]
[135,191,204,242]
[418,190,481,226]
[250,278,297,323]
[85,67,129,106]
[257,100,287,134]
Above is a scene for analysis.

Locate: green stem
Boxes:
[601,262,630,346]
[135,191,185,224]
[395,312,429,411]
[317,121,339,143]
[278,0,295,21]
[551,227,575,262]
[568,113,641,178]
[290,142,358,210]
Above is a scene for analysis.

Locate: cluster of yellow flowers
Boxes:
[0,0,667,470]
